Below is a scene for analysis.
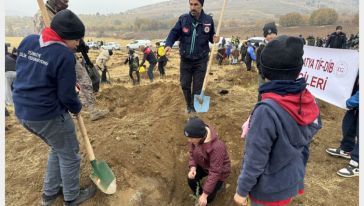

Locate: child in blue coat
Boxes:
[234,36,321,206]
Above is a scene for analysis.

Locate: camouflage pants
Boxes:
[75,60,96,109]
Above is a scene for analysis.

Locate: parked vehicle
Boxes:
[247,37,265,46]
[126,40,151,50]
[101,42,121,50]
[86,41,100,50]
[155,40,180,48]
[209,37,231,48]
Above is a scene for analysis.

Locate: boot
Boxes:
[183,89,192,113]
[40,187,63,206]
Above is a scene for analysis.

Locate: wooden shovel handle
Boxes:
[37,0,51,27]
[200,0,228,94]
[76,114,96,161]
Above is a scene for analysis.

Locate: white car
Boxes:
[156,40,179,48]
[247,37,265,46]
[126,40,151,50]
[209,37,231,48]
[85,41,99,49]
[101,42,120,50]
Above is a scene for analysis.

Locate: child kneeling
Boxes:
[184,117,231,206]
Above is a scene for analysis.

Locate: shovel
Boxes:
[194,0,228,112]
[36,0,51,27]
[76,115,117,194]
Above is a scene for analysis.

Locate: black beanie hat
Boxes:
[260,35,304,81]
[51,9,85,40]
[184,117,207,138]
[263,22,278,37]
[190,0,204,6]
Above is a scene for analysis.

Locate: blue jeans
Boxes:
[340,109,359,162]
[147,62,156,81]
[5,71,16,106]
[20,112,81,201]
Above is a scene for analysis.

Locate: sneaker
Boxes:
[337,160,359,178]
[63,185,96,206]
[325,147,351,159]
[40,187,63,206]
[90,108,109,121]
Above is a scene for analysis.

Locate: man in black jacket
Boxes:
[325,25,347,49]
[165,0,219,113]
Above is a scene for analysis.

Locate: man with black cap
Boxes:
[256,22,278,101]
[13,9,96,206]
[184,117,231,206]
[325,25,347,49]
[234,35,321,206]
[34,0,109,121]
[164,0,220,113]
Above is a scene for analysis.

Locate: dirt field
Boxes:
[5,46,358,206]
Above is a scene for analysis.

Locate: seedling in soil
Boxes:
[189,182,200,206]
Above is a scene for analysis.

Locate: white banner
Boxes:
[300,46,359,109]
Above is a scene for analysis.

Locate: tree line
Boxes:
[279,8,358,27]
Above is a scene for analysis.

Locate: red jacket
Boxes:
[188,125,231,194]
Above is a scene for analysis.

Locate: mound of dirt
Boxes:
[5,52,358,206]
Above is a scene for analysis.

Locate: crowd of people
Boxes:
[4,0,360,205]
[215,25,359,78]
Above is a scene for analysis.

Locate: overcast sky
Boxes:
[5,0,168,16]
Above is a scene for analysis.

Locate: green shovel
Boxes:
[76,115,117,194]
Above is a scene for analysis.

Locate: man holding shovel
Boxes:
[165,0,219,113]
[96,49,113,84]
[13,10,96,206]
[34,0,109,121]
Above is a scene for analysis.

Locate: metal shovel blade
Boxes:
[90,160,117,194]
[194,93,211,113]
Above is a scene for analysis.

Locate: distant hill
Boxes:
[125,0,359,20]
[5,0,359,38]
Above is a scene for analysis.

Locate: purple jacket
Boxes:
[188,125,231,194]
